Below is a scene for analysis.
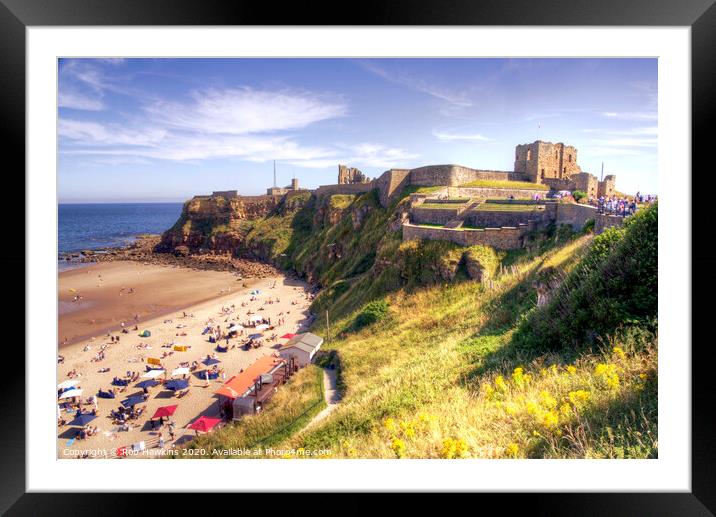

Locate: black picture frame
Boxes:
[3,0,713,514]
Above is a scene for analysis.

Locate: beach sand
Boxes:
[57,261,314,459]
[59,262,257,347]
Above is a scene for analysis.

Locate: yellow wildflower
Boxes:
[384,417,396,432]
[595,363,620,390]
[505,443,519,458]
[512,367,525,386]
[568,390,591,406]
[482,382,495,400]
[612,346,626,360]
[541,410,559,429]
[559,403,572,417]
[539,390,558,409]
[441,439,456,459]
[392,438,405,458]
[495,375,508,392]
[566,365,577,375]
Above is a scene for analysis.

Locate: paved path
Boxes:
[304,368,341,430]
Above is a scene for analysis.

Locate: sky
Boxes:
[58,58,657,203]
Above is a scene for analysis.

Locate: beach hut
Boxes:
[279,332,324,368]
[188,416,221,434]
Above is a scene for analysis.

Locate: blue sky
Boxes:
[58,58,657,202]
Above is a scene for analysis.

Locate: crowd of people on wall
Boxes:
[588,191,657,216]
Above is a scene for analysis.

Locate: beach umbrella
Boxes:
[69,413,97,426]
[151,404,178,419]
[255,324,270,331]
[165,379,189,391]
[228,324,243,332]
[135,379,159,389]
[121,395,145,408]
[248,333,263,340]
[141,369,165,379]
[187,416,221,433]
[279,333,296,340]
[57,379,80,390]
[202,357,221,366]
[59,388,83,400]
[171,367,190,377]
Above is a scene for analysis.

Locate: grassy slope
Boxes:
[182,190,657,459]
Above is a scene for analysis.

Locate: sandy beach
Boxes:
[57,261,314,459]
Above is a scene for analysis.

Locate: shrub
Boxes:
[355,299,389,329]
[581,218,595,234]
[572,190,587,202]
[515,203,657,351]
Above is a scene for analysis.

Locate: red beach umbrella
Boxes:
[152,404,178,419]
[188,416,222,433]
[279,333,296,339]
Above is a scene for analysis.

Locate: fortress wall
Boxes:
[411,207,462,225]
[542,178,573,191]
[375,169,411,207]
[554,203,598,230]
[402,223,525,250]
[464,209,547,229]
[314,182,376,197]
[446,186,546,199]
[409,165,526,187]
[595,213,623,233]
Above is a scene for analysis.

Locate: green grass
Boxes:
[329,194,356,209]
[474,203,546,212]
[461,179,550,191]
[417,204,466,210]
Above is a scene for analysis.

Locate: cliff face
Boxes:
[157,194,284,252]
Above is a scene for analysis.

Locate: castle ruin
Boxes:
[338,164,369,184]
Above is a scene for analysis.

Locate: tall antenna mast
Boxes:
[600,162,604,182]
[273,160,277,188]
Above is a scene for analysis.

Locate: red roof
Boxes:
[187,415,221,433]
[151,404,178,419]
[215,355,283,399]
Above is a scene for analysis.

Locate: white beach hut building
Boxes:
[279,332,324,368]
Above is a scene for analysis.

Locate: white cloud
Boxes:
[359,60,473,108]
[601,111,657,121]
[144,88,347,135]
[58,91,104,111]
[433,130,493,142]
[59,119,167,147]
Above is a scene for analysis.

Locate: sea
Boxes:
[58,203,183,269]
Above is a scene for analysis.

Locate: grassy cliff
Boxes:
[179,190,657,459]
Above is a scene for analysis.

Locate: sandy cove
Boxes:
[57,261,314,459]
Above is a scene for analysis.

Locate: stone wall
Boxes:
[571,173,598,198]
[463,208,548,229]
[597,175,617,198]
[446,186,547,200]
[314,182,376,198]
[553,202,598,230]
[211,190,239,198]
[338,164,369,184]
[402,222,526,250]
[409,165,527,187]
[374,168,411,207]
[595,213,623,233]
[411,207,463,225]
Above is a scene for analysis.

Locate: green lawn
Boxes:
[461,179,549,191]
[474,203,545,212]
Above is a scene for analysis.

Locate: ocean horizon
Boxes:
[58,202,183,255]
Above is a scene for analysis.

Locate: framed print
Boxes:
[3,0,715,513]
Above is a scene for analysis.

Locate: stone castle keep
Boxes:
[199,140,622,250]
